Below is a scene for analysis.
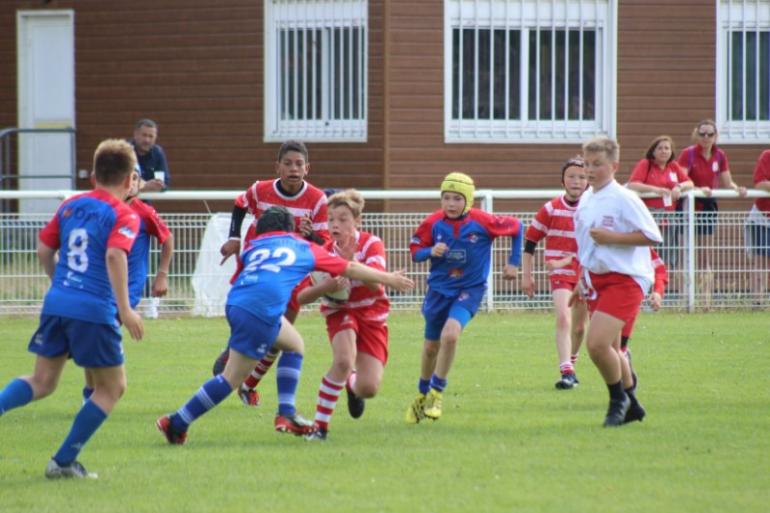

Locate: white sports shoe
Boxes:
[45,459,98,479]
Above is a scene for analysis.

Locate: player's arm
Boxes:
[151,233,174,297]
[300,196,330,244]
[342,262,414,292]
[502,220,523,280]
[296,275,348,305]
[410,215,446,261]
[107,247,143,340]
[220,204,248,264]
[521,239,537,297]
[37,241,57,279]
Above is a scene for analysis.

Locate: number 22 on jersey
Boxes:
[242,247,297,274]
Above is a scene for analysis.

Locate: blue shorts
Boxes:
[225,305,281,360]
[749,224,770,257]
[422,286,485,341]
[28,315,124,368]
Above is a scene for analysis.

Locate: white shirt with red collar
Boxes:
[575,180,662,294]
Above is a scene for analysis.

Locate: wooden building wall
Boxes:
[0,0,386,212]
[0,1,763,214]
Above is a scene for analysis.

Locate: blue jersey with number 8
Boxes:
[38,190,139,325]
[226,231,348,324]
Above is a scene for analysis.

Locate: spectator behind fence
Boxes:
[747,150,770,306]
[676,119,747,307]
[130,118,170,193]
[627,135,694,271]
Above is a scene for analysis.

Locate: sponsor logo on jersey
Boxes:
[446,249,466,263]
[601,215,614,228]
[118,226,137,239]
[449,268,464,278]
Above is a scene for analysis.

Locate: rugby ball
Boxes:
[309,271,350,301]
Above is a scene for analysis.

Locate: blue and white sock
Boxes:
[429,374,448,393]
[418,378,430,395]
[53,399,107,466]
[0,378,34,416]
[82,387,94,401]
[170,374,233,432]
[276,352,303,416]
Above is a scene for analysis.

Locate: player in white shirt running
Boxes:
[572,136,662,427]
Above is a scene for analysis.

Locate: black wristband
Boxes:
[524,239,537,255]
[228,206,247,239]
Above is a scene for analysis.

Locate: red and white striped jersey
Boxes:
[235,178,329,244]
[319,231,390,321]
[525,194,580,282]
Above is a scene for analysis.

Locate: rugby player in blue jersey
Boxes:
[0,139,143,479]
[405,172,523,423]
[156,206,414,445]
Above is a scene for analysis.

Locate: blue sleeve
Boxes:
[508,223,523,266]
[413,247,433,262]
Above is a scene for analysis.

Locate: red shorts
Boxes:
[585,272,644,328]
[550,277,577,292]
[325,310,389,365]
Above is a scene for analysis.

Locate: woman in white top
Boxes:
[573,137,662,427]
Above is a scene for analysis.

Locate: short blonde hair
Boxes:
[93,139,137,186]
[328,189,365,218]
[583,136,620,163]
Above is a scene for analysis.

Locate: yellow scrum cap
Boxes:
[440,172,475,214]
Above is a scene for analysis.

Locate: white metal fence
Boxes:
[0,189,768,316]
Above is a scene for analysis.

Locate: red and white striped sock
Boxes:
[346,370,358,394]
[314,375,345,432]
[243,351,278,389]
[570,353,579,365]
[559,361,575,374]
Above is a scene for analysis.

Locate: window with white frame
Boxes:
[717,0,770,143]
[264,1,368,142]
[444,0,616,143]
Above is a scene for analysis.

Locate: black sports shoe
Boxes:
[555,372,579,390]
[603,394,631,427]
[624,399,646,424]
[211,347,229,376]
[346,387,365,419]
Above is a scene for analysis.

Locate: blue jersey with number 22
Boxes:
[226,231,348,324]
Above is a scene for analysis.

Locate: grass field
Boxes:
[0,311,768,513]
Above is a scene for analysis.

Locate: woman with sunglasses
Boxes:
[676,120,747,307]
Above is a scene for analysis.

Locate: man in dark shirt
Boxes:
[130,119,170,193]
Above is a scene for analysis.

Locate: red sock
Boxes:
[242,351,278,389]
[313,375,345,432]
